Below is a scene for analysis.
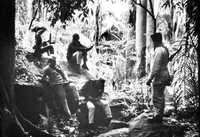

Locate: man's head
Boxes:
[72,33,80,41]
[151,33,162,47]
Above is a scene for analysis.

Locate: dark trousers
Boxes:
[51,84,71,118]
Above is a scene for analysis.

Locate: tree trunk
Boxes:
[146,0,155,73]
[95,3,100,53]
[0,0,17,136]
[0,0,15,111]
[135,0,147,78]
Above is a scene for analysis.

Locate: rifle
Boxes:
[45,33,55,45]
[169,45,182,62]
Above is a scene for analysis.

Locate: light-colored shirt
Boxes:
[148,45,170,85]
[43,65,67,85]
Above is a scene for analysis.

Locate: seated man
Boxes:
[79,78,112,128]
[67,33,93,72]
[42,56,72,119]
[32,26,54,59]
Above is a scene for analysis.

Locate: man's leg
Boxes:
[152,84,165,121]
[86,101,95,125]
[65,83,79,114]
[82,52,89,70]
[98,100,112,119]
[54,84,71,119]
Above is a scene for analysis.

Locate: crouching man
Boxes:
[79,78,112,128]
[41,56,72,120]
[67,33,93,73]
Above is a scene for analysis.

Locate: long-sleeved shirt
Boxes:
[67,40,88,61]
[148,45,170,85]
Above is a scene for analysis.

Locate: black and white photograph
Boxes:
[0,0,199,137]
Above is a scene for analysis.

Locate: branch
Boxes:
[169,45,182,61]
[148,0,155,18]
[132,0,156,21]
[28,7,39,30]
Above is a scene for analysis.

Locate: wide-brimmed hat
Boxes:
[151,33,162,43]
[31,26,46,32]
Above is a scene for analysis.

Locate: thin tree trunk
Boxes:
[146,0,155,73]
[95,3,100,53]
[135,0,147,78]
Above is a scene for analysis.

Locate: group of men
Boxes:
[33,26,111,128]
[32,25,172,126]
[41,55,112,128]
[32,26,92,72]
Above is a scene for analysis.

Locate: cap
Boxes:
[151,33,162,43]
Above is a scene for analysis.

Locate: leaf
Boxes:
[78,13,82,18]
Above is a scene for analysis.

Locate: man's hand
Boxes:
[146,79,151,86]
[86,46,93,51]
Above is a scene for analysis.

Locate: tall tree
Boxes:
[135,0,147,78]
[146,0,155,73]
[95,2,100,51]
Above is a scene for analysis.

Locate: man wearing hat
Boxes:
[32,26,54,58]
[146,32,171,122]
[67,33,93,72]
[42,56,72,119]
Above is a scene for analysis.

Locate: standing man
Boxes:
[42,56,71,119]
[67,33,93,72]
[146,33,172,122]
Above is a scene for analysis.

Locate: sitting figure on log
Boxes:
[32,26,54,59]
[67,33,93,73]
[41,56,79,120]
[79,78,112,128]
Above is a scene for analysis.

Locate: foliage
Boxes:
[15,46,43,85]
[169,36,198,122]
[160,0,186,41]
[186,0,200,42]
[33,0,93,26]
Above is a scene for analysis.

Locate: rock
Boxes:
[108,120,129,130]
[98,128,129,137]
[15,84,48,124]
[128,111,186,137]
[15,83,79,124]
[110,103,129,121]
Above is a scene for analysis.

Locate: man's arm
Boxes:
[56,65,68,81]
[40,68,49,85]
[73,41,93,52]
